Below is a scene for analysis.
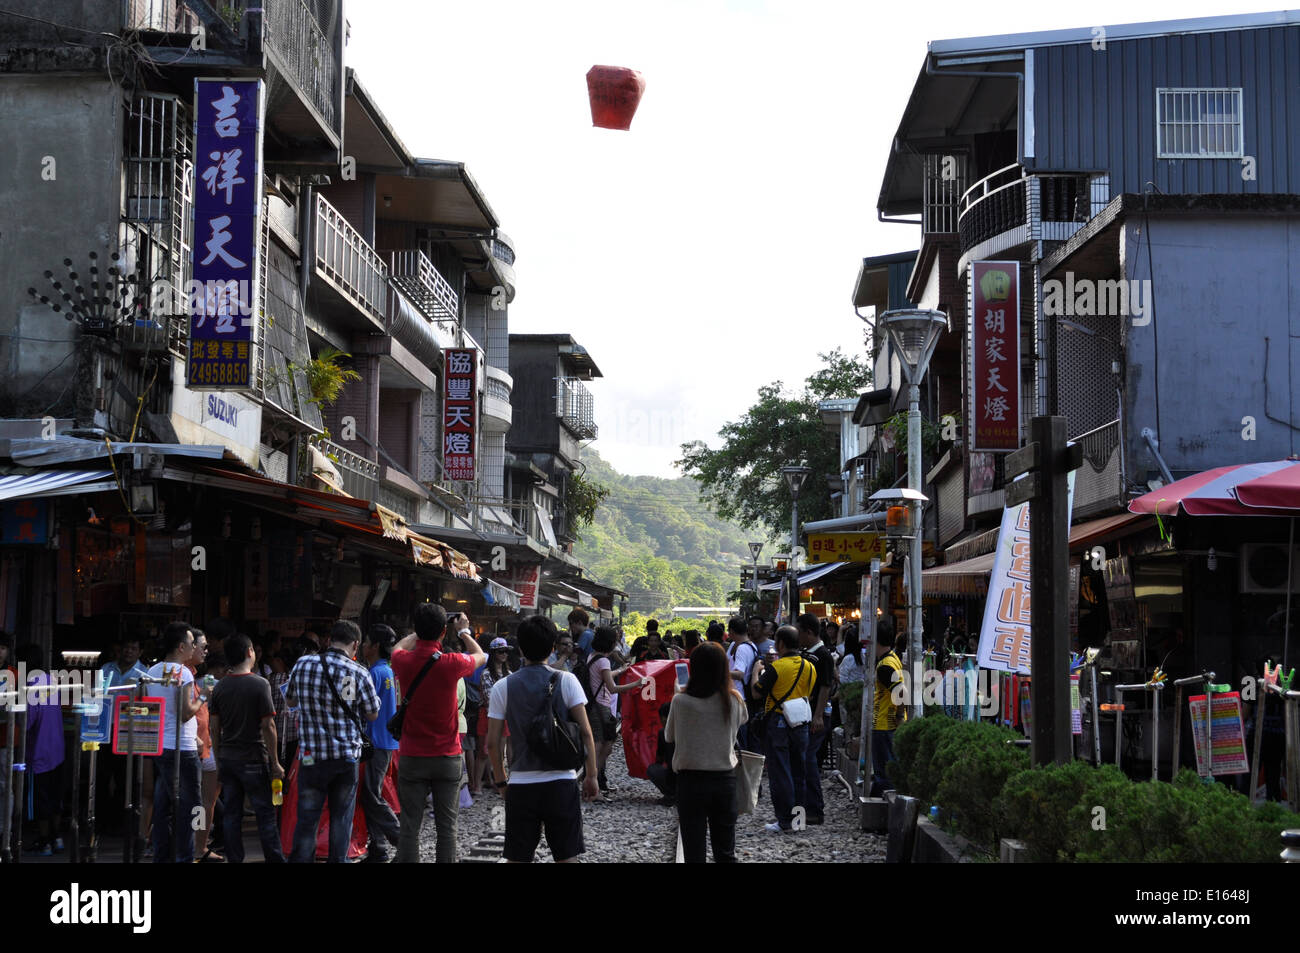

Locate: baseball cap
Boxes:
[490,638,509,650]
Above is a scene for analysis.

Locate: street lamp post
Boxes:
[880,309,948,720]
[779,466,812,625]
[748,541,764,618]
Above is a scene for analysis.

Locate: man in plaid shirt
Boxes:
[286,620,380,862]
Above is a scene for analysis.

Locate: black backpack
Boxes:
[526,671,587,771]
[572,653,599,705]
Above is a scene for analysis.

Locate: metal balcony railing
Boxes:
[485,373,512,404]
[263,0,339,131]
[466,495,538,539]
[1071,419,1125,514]
[556,377,598,439]
[315,193,388,322]
[320,439,378,500]
[958,164,1095,256]
[388,249,459,325]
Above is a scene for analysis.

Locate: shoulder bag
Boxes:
[320,649,375,763]
[387,651,441,741]
[749,657,808,744]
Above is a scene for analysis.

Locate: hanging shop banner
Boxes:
[807,532,886,564]
[443,348,477,480]
[978,469,1075,675]
[969,261,1020,451]
[189,78,264,390]
[1188,692,1250,776]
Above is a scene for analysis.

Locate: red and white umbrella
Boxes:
[1234,458,1300,510]
[1129,458,1300,669]
[1128,460,1300,517]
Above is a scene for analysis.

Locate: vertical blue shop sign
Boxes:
[189,78,264,390]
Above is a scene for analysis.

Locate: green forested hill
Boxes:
[572,449,754,614]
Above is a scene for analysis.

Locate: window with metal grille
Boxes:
[123,91,193,355]
[1156,88,1243,158]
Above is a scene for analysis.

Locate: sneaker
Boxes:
[595,792,613,803]
[806,815,824,826]
[763,822,789,834]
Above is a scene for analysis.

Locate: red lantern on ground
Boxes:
[586,65,646,130]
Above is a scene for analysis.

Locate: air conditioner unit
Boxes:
[1238,544,1300,594]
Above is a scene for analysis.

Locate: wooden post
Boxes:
[1029,416,1071,766]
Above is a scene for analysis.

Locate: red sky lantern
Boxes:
[586,65,646,131]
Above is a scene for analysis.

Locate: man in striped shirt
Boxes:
[285,620,380,862]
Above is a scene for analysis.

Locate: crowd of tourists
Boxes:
[0,607,904,863]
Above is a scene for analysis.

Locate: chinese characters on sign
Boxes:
[1187,693,1250,775]
[806,532,886,564]
[969,261,1020,451]
[977,470,1076,675]
[443,348,477,481]
[1,499,47,544]
[189,79,263,390]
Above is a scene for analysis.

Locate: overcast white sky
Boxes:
[345,0,1251,478]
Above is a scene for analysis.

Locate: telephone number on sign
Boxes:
[188,360,250,386]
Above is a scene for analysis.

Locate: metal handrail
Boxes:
[315,193,388,321]
[263,0,338,130]
[388,248,459,324]
[958,163,1023,215]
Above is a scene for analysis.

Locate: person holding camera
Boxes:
[390,604,485,863]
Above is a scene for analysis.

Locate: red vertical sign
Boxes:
[970,261,1020,451]
[443,348,477,480]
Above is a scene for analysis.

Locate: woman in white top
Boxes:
[665,642,747,863]
[837,624,866,685]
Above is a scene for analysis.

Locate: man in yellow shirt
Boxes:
[754,625,817,833]
[871,618,904,797]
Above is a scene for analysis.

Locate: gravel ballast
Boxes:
[416,737,887,863]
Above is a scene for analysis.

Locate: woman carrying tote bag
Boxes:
[664,642,748,863]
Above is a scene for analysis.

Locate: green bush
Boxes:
[892,715,1300,863]
[890,714,957,806]
[932,721,1029,850]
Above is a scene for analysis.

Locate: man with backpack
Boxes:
[486,615,599,862]
[726,616,761,752]
[390,604,485,863]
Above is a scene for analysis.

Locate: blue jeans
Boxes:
[764,717,808,830]
[290,759,358,863]
[218,759,285,863]
[803,725,826,820]
[871,730,895,797]
[152,749,201,863]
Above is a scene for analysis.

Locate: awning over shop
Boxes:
[923,552,995,596]
[760,562,851,591]
[923,513,1152,596]
[548,580,595,607]
[164,465,479,580]
[0,469,115,501]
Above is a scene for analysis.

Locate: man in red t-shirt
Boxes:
[390,603,485,863]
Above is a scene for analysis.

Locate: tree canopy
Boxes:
[676,348,871,541]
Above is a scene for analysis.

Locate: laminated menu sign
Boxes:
[443,348,477,480]
[1187,692,1250,775]
[189,79,264,390]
